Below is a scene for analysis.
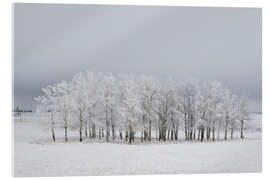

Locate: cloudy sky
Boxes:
[13,3,262,112]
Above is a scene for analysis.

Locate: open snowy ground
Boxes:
[13,113,262,177]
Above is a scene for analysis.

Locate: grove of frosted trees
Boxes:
[35,71,250,144]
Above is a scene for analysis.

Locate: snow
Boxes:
[13,113,262,177]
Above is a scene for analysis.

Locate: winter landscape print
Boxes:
[13,4,262,177]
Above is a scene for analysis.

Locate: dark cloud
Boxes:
[13,4,262,112]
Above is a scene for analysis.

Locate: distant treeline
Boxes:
[13,106,32,113]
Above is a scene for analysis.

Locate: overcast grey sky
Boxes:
[13,3,262,112]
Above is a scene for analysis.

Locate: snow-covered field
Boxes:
[13,113,262,177]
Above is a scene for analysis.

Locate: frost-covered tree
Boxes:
[82,71,102,139]
[35,70,252,144]
[177,81,198,141]
[71,72,88,142]
[54,81,72,142]
[203,82,224,141]
[137,75,159,141]
[100,72,119,141]
[118,75,142,143]
[238,98,249,139]
[34,84,59,142]
[221,88,239,140]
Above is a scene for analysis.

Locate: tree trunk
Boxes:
[201,127,204,142]
[64,126,67,142]
[120,131,122,140]
[129,125,132,144]
[84,121,88,138]
[184,113,188,140]
[212,120,215,141]
[105,106,109,142]
[175,121,179,140]
[148,119,152,141]
[241,119,244,139]
[64,111,68,142]
[52,128,55,142]
[51,112,56,142]
[207,126,211,141]
[111,108,115,141]
[164,127,167,141]
[217,120,221,140]
[174,129,178,140]
[158,127,161,141]
[225,112,229,140]
[171,128,174,140]
[125,130,128,142]
[92,123,96,138]
[79,108,83,142]
[160,115,167,141]
[189,114,194,141]
[102,128,104,137]
[144,129,147,141]
[112,125,115,141]
[198,128,201,140]
[88,122,92,139]
[189,129,193,141]
[156,127,158,140]
[185,113,187,140]
[231,126,234,140]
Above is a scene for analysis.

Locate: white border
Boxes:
[1,0,268,180]
[8,0,264,8]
